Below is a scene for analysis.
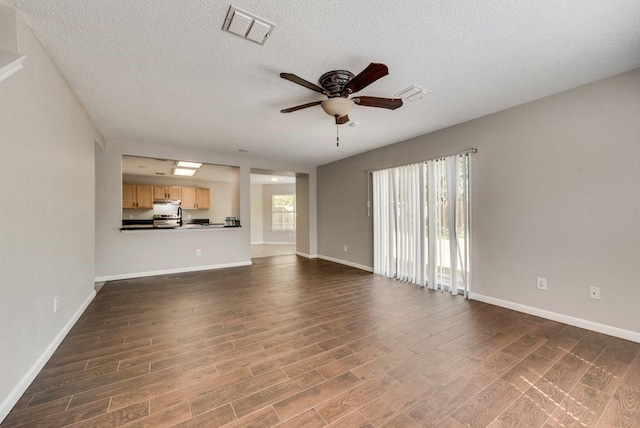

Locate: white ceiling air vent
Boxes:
[395,85,432,102]
[222,6,275,45]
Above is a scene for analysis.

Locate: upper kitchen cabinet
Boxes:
[196,188,210,210]
[154,186,182,200]
[181,187,210,210]
[121,155,240,222]
[122,184,153,209]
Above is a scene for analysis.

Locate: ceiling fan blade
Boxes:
[280,73,327,94]
[344,63,389,94]
[335,115,350,125]
[280,101,323,113]
[352,96,403,110]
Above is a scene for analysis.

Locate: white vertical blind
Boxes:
[373,153,472,296]
[373,169,395,277]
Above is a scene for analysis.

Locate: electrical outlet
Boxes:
[196,249,201,256]
[589,286,600,300]
[53,296,59,313]
[128,214,133,219]
[188,214,192,219]
[343,245,348,252]
[536,277,547,290]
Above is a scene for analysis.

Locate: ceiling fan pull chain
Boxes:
[336,123,340,147]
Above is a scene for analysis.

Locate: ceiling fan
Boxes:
[279,63,403,127]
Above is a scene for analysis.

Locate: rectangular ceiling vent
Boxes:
[222,6,275,45]
[395,85,432,102]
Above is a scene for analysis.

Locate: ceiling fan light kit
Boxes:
[321,98,355,117]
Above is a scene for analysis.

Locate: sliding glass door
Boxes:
[424,155,470,295]
[373,152,471,296]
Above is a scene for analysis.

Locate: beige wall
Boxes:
[230,167,240,220]
[0,12,101,419]
[296,174,311,256]
[318,68,640,335]
[250,183,264,243]
[262,183,296,244]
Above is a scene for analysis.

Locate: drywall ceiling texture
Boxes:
[317,68,640,336]
[0,14,100,419]
[7,1,640,165]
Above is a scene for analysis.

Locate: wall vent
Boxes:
[395,85,431,102]
[222,6,275,45]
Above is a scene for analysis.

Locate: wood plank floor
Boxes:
[251,244,296,259]
[3,255,640,427]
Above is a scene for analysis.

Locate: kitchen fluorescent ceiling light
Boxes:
[173,168,197,177]
[176,161,202,168]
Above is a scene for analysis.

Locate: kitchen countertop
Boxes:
[120,224,241,231]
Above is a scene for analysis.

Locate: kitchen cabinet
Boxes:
[154,186,182,200]
[196,188,210,209]
[181,186,209,209]
[122,184,153,209]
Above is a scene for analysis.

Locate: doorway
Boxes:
[250,170,297,259]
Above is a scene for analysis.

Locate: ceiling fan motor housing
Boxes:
[319,70,355,97]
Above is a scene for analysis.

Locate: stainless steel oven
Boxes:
[153,199,182,227]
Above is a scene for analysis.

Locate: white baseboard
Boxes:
[317,255,373,272]
[255,241,296,245]
[295,252,318,259]
[0,290,96,422]
[469,292,640,344]
[94,261,252,282]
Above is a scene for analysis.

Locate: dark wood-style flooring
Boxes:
[3,256,640,427]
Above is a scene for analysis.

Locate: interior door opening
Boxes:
[250,170,298,259]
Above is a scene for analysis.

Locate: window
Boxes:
[272,194,296,230]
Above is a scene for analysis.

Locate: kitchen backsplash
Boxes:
[123,208,153,220]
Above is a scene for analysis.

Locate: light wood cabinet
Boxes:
[196,188,210,209]
[122,184,136,209]
[122,184,153,209]
[181,186,209,209]
[168,186,182,200]
[123,184,208,210]
[154,186,182,200]
[181,186,196,209]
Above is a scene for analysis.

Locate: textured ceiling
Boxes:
[6,0,640,166]
[122,155,236,182]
